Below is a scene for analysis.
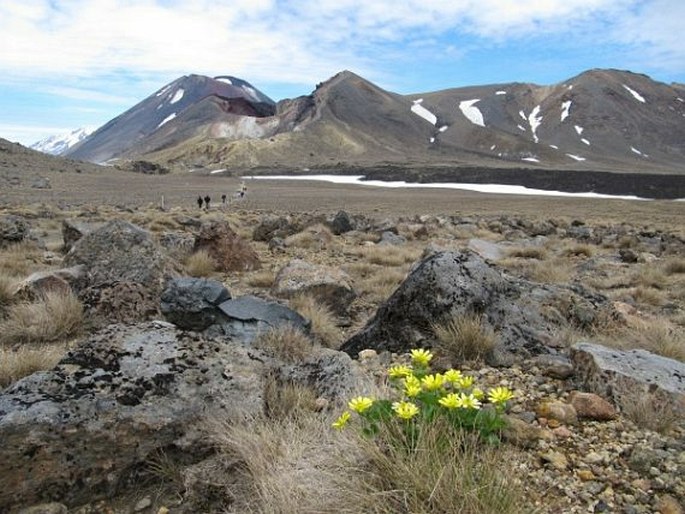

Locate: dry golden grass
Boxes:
[0,241,46,277]
[0,343,68,388]
[663,256,685,275]
[284,224,333,250]
[353,244,420,267]
[183,249,216,277]
[632,266,668,289]
[632,286,668,306]
[432,313,496,364]
[596,318,685,362]
[288,293,342,348]
[0,290,83,346]
[357,267,407,302]
[246,269,276,288]
[0,272,17,313]
[253,325,314,363]
[619,391,682,434]
[562,243,595,258]
[506,246,548,260]
[528,259,573,283]
[263,375,321,420]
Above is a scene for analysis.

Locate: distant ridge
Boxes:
[30,127,93,155]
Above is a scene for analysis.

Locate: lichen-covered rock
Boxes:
[570,342,685,415]
[160,277,231,331]
[252,215,299,242]
[0,321,268,510]
[272,259,356,316]
[61,220,101,252]
[194,219,261,272]
[0,214,29,247]
[12,266,84,300]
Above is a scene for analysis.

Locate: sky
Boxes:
[1,0,684,146]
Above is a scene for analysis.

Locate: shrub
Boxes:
[0,290,83,346]
[619,391,682,434]
[253,325,314,363]
[184,249,216,277]
[431,313,496,364]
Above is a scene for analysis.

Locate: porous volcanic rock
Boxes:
[160,277,231,331]
[340,250,614,362]
[271,259,356,316]
[0,214,29,247]
[61,219,101,252]
[12,266,84,300]
[0,321,268,510]
[252,215,300,242]
[193,219,261,272]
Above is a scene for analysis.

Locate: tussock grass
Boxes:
[0,343,68,388]
[0,241,45,277]
[506,246,548,260]
[357,421,529,514]
[619,391,682,434]
[284,224,333,250]
[663,257,685,275]
[529,259,572,284]
[632,286,668,306]
[562,243,595,258]
[253,325,314,363]
[288,293,342,348]
[183,249,216,277]
[432,313,496,364]
[0,291,83,346]
[358,267,407,302]
[0,273,16,313]
[353,244,420,267]
[632,266,668,289]
[263,375,321,420]
[246,269,276,288]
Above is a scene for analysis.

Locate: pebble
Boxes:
[134,498,152,512]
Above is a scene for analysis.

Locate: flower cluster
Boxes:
[333,348,514,441]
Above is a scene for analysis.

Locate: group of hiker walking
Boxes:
[196,182,248,210]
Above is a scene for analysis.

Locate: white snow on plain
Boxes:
[574,125,584,135]
[490,144,496,150]
[566,153,586,161]
[458,99,485,127]
[517,124,526,131]
[549,144,559,149]
[561,100,572,122]
[528,105,542,143]
[430,137,435,143]
[495,91,506,95]
[216,77,233,84]
[581,138,591,145]
[519,110,527,120]
[623,85,646,103]
[155,85,171,97]
[630,147,648,158]
[439,125,449,132]
[247,175,652,200]
[157,113,176,128]
[210,169,227,174]
[411,100,437,125]
[522,157,540,162]
[170,88,184,104]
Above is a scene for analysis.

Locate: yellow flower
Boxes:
[458,375,474,389]
[404,383,422,397]
[392,401,420,420]
[460,393,482,410]
[404,375,421,389]
[421,373,445,391]
[443,369,463,384]
[488,387,515,404]
[332,411,351,430]
[472,388,485,400]
[438,393,463,409]
[348,396,374,413]
[388,365,413,378]
[410,348,433,367]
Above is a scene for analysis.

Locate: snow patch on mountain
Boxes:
[438,125,449,132]
[561,100,572,122]
[519,110,527,121]
[495,91,506,95]
[677,97,684,103]
[528,105,542,143]
[574,125,584,135]
[458,99,485,127]
[566,153,586,161]
[170,89,184,104]
[549,144,559,149]
[216,77,233,85]
[517,124,526,132]
[522,157,539,162]
[30,127,94,155]
[631,146,649,158]
[157,113,177,128]
[156,85,171,97]
[411,100,437,125]
[623,85,646,103]
[581,138,591,146]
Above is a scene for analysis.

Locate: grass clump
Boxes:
[619,391,682,434]
[529,259,572,284]
[506,246,548,260]
[263,375,321,420]
[663,257,685,275]
[183,249,216,277]
[563,243,595,258]
[0,290,83,346]
[0,273,16,313]
[432,313,496,364]
[354,244,420,267]
[253,325,314,363]
[0,343,68,388]
[246,269,275,288]
[288,293,342,348]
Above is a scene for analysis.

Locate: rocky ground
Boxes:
[0,177,683,513]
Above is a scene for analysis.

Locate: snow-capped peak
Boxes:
[30,127,95,155]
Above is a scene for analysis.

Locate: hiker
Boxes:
[238,181,247,198]
[204,195,211,210]
[221,193,227,204]
[197,195,203,209]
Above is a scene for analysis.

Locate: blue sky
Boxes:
[1,0,684,146]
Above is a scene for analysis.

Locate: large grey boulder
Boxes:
[0,214,29,247]
[341,250,613,362]
[193,219,261,272]
[0,321,268,510]
[252,215,300,242]
[61,219,101,252]
[215,295,310,342]
[570,342,685,415]
[272,259,356,316]
[160,277,231,330]
[12,266,84,300]
[63,219,176,323]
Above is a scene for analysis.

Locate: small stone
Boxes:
[553,426,573,438]
[569,391,617,421]
[594,499,610,512]
[157,508,169,514]
[656,495,683,514]
[632,479,651,492]
[134,497,152,512]
[358,349,378,361]
[547,418,561,429]
[536,400,578,425]
[584,451,605,464]
[540,450,569,470]
[578,469,596,481]
[18,503,68,514]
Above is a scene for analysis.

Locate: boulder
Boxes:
[214,295,310,342]
[252,215,299,242]
[568,391,617,421]
[193,219,261,272]
[157,231,195,261]
[0,321,268,510]
[0,215,29,248]
[570,342,685,415]
[160,277,231,331]
[12,266,84,300]
[328,210,354,235]
[61,219,101,252]
[377,231,406,246]
[271,259,356,316]
[340,250,613,362]
[468,238,508,261]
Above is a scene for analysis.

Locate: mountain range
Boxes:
[47,69,685,175]
[30,127,93,155]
